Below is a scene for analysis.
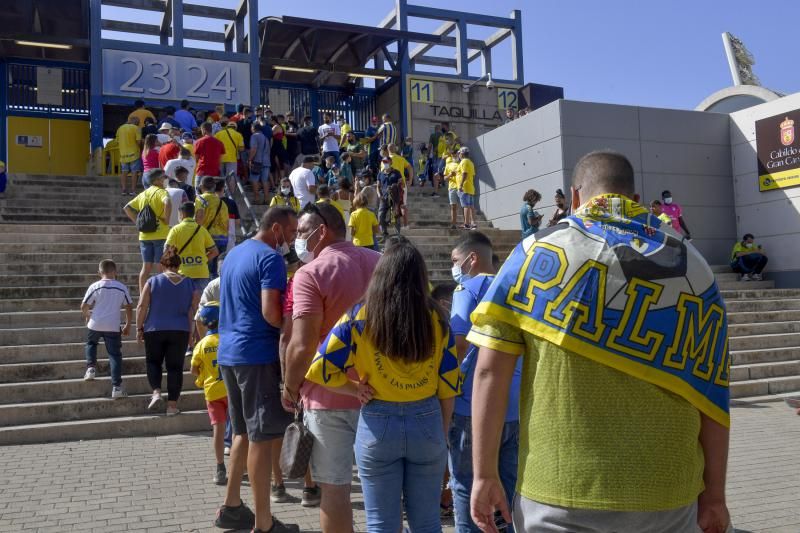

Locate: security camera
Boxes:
[486,74,494,90]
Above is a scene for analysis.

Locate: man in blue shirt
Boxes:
[174,100,197,133]
[215,206,300,533]
[364,115,382,175]
[376,157,402,237]
[449,232,522,533]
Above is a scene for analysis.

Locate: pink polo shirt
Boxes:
[293,240,381,410]
[661,202,683,234]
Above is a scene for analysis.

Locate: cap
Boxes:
[158,122,172,131]
[181,132,194,141]
[198,302,219,327]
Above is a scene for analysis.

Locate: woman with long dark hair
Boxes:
[305,236,461,532]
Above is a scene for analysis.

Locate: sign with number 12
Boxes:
[102,49,251,103]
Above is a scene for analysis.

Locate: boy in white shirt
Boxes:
[81,260,133,398]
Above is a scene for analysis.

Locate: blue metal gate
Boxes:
[260,81,376,133]
[6,61,89,117]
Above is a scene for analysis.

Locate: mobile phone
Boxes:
[493,510,509,531]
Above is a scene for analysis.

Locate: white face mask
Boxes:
[745,242,755,248]
[663,197,673,205]
[382,163,391,171]
[281,187,291,196]
[451,255,473,285]
[294,226,320,263]
[358,180,366,188]
[274,228,290,256]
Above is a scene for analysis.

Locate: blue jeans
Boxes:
[322,150,340,166]
[85,329,123,387]
[731,253,768,275]
[355,397,448,533]
[210,236,228,278]
[449,414,519,533]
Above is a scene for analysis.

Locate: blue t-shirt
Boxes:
[520,204,540,238]
[450,274,522,421]
[218,239,287,366]
[143,274,195,332]
[174,109,197,133]
[365,126,381,155]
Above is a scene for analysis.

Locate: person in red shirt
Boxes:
[194,122,225,178]
[158,138,181,170]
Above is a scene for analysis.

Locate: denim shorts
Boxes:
[304,408,359,485]
[459,191,474,207]
[139,239,166,264]
[448,188,460,205]
[249,166,271,184]
[121,158,143,173]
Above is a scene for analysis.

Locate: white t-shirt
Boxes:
[289,166,317,209]
[165,186,188,226]
[194,277,221,320]
[318,123,340,153]
[163,157,196,179]
[82,279,132,332]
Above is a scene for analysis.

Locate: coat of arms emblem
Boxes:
[780,116,795,146]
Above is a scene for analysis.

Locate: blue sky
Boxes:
[103,0,800,111]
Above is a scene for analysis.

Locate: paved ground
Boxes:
[0,402,798,533]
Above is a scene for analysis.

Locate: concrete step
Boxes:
[0,410,210,446]
[731,346,800,365]
[713,272,742,282]
[0,371,195,404]
[0,309,117,328]
[1,198,131,210]
[0,242,140,254]
[728,321,800,337]
[721,288,800,300]
[730,390,800,405]
[725,299,800,313]
[0,262,142,275]
[0,340,141,364]
[0,325,138,346]
[0,213,131,224]
[730,375,800,399]
[716,280,774,291]
[0,285,138,300]
[0,354,178,383]
[0,390,206,427]
[0,297,85,313]
[0,224,136,235]
[0,232,138,244]
[727,310,800,324]
[729,332,800,351]
[731,360,800,382]
[6,177,122,189]
[0,273,139,288]
[0,252,144,264]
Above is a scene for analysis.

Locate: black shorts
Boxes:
[220,362,292,442]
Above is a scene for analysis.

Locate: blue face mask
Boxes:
[451,255,473,285]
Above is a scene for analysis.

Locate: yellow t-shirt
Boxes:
[657,213,672,226]
[126,186,170,241]
[165,218,216,279]
[116,123,142,164]
[457,158,475,195]
[195,193,229,237]
[316,199,346,223]
[128,108,155,129]
[270,194,301,213]
[436,136,447,158]
[390,154,411,185]
[466,317,705,512]
[214,127,244,163]
[348,207,378,247]
[306,304,462,402]
[182,142,195,156]
[445,157,460,190]
[190,333,227,402]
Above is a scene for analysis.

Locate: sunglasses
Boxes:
[301,202,329,227]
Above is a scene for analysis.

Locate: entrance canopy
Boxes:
[260,16,442,87]
[0,0,89,62]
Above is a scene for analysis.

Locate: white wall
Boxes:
[730,93,800,287]
[471,99,736,265]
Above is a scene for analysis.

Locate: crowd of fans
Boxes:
[76,99,741,533]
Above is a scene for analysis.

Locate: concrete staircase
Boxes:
[1,174,797,444]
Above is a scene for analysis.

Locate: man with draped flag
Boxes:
[467,151,731,533]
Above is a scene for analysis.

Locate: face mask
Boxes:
[358,180,366,188]
[451,255,473,285]
[663,197,673,205]
[281,187,291,196]
[382,163,391,171]
[273,228,290,256]
[745,242,755,248]
[294,226,320,263]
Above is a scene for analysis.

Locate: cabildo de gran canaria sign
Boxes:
[756,109,800,192]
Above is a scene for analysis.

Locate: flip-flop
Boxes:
[784,397,800,409]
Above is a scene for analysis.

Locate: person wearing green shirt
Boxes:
[730,233,768,281]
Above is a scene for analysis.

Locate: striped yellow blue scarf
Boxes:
[473,194,730,426]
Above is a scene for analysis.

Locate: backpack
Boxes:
[136,190,159,233]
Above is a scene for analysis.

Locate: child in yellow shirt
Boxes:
[348,192,380,250]
[190,303,228,486]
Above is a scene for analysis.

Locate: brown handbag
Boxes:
[279,409,314,479]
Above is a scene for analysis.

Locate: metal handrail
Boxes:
[225,171,259,237]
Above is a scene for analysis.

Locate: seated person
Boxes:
[730,233,768,281]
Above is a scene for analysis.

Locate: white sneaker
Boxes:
[111,386,127,399]
[741,273,752,282]
[752,273,763,281]
[147,392,163,411]
[166,406,180,416]
[223,446,231,456]
[84,367,96,381]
